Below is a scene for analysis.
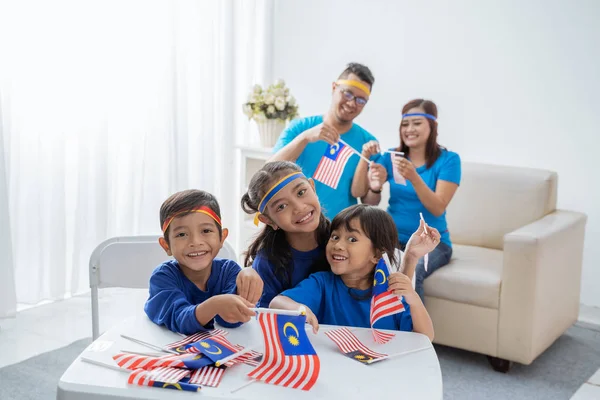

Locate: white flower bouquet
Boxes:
[242,79,299,123]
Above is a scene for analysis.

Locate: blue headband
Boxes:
[254,172,306,226]
[402,112,437,121]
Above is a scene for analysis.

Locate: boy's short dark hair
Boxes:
[160,189,222,242]
[338,62,375,90]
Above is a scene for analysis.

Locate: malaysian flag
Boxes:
[186,335,238,363]
[248,313,320,391]
[127,367,200,392]
[371,258,405,344]
[189,366,225,387]
[165,329,228,353]
[113,352,214,370]
[324,327,387,364]
[313,142,355,189]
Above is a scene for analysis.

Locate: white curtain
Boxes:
[0,0,273,317]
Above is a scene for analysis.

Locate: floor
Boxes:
[1,289,599,399]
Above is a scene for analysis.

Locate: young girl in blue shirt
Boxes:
[241,161,331,308]
[270,204,438,341]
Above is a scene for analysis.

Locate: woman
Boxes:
[354,99,461,302]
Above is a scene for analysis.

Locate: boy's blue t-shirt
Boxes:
[144,258,243,334]
[252,246,324,308]
[376,148,461,246]
[280,271,413,332]
[273,115,378,218]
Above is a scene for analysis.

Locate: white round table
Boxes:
[58,314,443,399]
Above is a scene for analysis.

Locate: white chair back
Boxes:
[89,235,237,339]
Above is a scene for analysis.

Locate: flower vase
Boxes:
[256,119,286,148]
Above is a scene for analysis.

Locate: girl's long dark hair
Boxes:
[241,161,330,288]
[330,204,399,299]
[397,99,444,169]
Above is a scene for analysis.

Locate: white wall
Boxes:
[271,0,600,307]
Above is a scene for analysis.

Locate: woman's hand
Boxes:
[367,162,387,192]
[393,156,418,182]
[361,140,380,158]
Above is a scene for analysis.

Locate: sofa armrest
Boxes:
[498,210,587,364]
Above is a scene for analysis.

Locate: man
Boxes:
[269,63,386,218]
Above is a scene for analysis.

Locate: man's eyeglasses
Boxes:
[337,86,368,106]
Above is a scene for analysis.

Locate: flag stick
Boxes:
[338,139,371,164]
[120,350,171,357]
[419,212,428,234]
[230,379,258,393]
[81,357,129,373]
[384,150,405,156]
[214,344,260,367]
[249,307,306,316]
[120,334,178,354]
[365,346,430,364]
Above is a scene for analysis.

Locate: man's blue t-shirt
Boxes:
[252,246,324,308]
[377,148,461,246]
[280,271,413,332]
[273,115,377,218]
[144,259,243,334]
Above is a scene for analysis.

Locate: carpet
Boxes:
[0,338,91,400]
[436,325,600,399]
[0,326,598,400]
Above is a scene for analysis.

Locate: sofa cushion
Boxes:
[423,244,503,309]
[446,162,557,250]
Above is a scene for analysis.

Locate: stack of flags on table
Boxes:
[111,333,262,391]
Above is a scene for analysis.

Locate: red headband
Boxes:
[162,206,222,233]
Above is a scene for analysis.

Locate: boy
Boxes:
[144,189,264,334]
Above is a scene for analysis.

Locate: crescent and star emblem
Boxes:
[329,143,340,155]
[199,341,222,355]
[283,322,300,346]
[373,268,386,285]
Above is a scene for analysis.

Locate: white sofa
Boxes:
[380,161,587,371]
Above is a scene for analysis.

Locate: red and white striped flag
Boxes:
[113,352,212,370]
[324,327,387,364]
[313,142,355,189]
[248,312,320,391]
[128,366,190,384]
[189,366,225,387]
[370,258,405,344]
[127,368,200,392]
[164,329,228,352]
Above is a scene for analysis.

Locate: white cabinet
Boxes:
[233,145,272,262]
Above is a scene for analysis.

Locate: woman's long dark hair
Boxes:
[241,161,330,288]
[397,99,444,169]
[330,204,399,299]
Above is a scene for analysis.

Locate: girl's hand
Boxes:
[388,272,420,305]
[236,268,264,305]
[404,219,441,259]
[303,306,320,334]
[393,156,418,182]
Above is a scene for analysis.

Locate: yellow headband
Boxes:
[336,79,371,97]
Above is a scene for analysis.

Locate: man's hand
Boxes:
[368,162,388,191]
[301,123,340,145]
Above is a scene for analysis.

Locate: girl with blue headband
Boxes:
[355,99,461,303]
[241,161,332,308]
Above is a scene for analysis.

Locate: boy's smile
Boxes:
[159,212,228,281]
